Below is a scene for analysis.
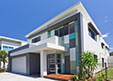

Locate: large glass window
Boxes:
[3,46,8,50]
[88,27,97,41]
[32,36,40,43]
[55,30,59,36]
[55,24,69,37]
[54,21,77,37]
[63,25,68,35]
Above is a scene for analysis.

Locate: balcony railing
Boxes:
[32,36,59,46]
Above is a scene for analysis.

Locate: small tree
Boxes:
[110,52,113,56]
[0,50,8,70]
[81,51,98,79]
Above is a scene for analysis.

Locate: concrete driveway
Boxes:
[0,72,58,81]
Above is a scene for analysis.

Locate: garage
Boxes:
[12,56,27,74]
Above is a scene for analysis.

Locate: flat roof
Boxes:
[26,2,102,38]
[0,36,26,43]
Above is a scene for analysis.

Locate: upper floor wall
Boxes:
[82,16,109,58]
[27,12,109,58]
[26,2,109,58]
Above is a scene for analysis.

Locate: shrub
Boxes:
[96,73,105,81]
[0,68,5,72]
[81,51,99,79]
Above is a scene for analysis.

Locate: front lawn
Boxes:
[96,67,113,80]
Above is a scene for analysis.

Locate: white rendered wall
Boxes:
[82,16,109,72]
[33,36,59,46]
[28,32,48,44]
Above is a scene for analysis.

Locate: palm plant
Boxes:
[0,50,8,70]
[81,51,99,79]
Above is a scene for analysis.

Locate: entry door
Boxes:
[47,54,61,74]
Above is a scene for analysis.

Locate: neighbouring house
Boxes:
[108,56,113,67]
[8,2,109,77]
[0,36,27,69]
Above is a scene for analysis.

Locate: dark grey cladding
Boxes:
[9,44,29,53]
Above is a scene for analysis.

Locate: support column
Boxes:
[40,50,47,77]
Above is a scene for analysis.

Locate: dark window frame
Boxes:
[88,26,97,41]
[101,43,104,49]
[32,36,41,43]
[102,58,104,68]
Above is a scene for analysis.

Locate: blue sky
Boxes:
[0,0,113,51]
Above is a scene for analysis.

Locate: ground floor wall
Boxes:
[9,53,40,75]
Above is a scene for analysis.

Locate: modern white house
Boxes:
[0,36,27,69]
[9,2,109,77]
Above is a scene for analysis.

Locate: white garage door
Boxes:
[12,56,27,74]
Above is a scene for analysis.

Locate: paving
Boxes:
[0,72,58,81]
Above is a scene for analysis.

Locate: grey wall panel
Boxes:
[29,53,40,74]
[69,39,76,48]
[65,56,70,74]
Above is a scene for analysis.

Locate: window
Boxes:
[3,46,8,50]
[55,24,69,37]
[105,46,109,51]
[48,31,51,38]
[101,43,104,49]
[32,36,40,43]
[69,23,75,34]
[9,47,14,50]
[59,27,64,37]
[63,25,68,35]
[55,30,59,36]
[102,58,104,68]
[94,55,98,62]
[3,46,14,50]
[88,27,97,41]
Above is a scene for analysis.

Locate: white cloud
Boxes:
[102,33,109,38]
[104,19,108,23]
[104,16,108,23]
[105,16,108,19]
[110,47,113,50]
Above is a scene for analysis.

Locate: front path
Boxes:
[0,72,58,81]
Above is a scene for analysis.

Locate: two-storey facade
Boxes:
[0,36,27,69]
[9,2,109,77]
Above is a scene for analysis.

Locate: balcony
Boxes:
[10,36,66,56]
[32,36,60,46]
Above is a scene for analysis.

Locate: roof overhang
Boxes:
[10,43,66,56]
[88,22,99,35]
[26,2,102,38]
[0,36,26,43]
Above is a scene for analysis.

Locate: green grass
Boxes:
[96,67,113,79]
